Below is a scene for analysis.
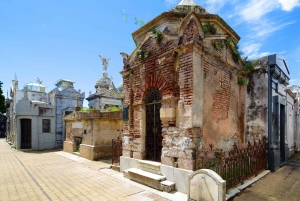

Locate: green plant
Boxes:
[213,39,225,51]
[244,62,255,73]
[80,106,95,113]
[151,29,163,44]
[203,22,217,35]
[121,9,146,27]
[105,106,121,112]
[136,50,151,59]
[232,51,241,63]
[237,77,247,85]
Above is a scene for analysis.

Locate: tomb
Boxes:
[119,0,246,193]
[246,54,291,171]
[86,55,123,111]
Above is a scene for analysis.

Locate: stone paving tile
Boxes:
[0,139,170,201]
[232,152,300,201]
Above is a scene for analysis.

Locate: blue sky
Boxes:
[1,0,299,107]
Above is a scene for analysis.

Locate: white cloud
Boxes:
[290,79,298,83]
[238,0,279,22]
[297,60,300,62]
[250,20,297,38]
[165,0,180,8]
[240,42,271,59]
[278,0,300,11]
[202,0,230,13]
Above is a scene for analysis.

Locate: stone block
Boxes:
[63,141,76,153]
[120,156,139,172]
[126,168,166,191]
[160,108,176,119]
[178,158,194,170]
[122,150,132,158]
[133,151,143,159]
[161,156,174,167]
[188,169,226,201]
[79,144,112,160]
[160,164,174,181]
[139,160,161,175]
[174,167,193,194]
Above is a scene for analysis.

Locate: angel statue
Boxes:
[99,55,110,71]
[36,77,43,84]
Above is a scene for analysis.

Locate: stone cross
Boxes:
[76,94,79,107]
[219,79,224,88]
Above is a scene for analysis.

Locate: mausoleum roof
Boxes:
[25,83,45,92]
[95,77,115,88]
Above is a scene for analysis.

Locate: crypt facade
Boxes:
[120,1,246,171]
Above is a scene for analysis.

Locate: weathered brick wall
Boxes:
[120,12,247,169]
[201,40,246,148]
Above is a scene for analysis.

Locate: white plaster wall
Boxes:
[15,99,56,150]
[286,94,295,156]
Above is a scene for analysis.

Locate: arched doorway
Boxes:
[21,119,31,149]
[145,88,162,161]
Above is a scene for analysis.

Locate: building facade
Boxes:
[247,54,291,172]
[48,79,85,147]
[120,1,246,171]
[6,76,84,150]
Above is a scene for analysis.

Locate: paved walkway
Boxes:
[0,139,186,201]
[233,151,300,201]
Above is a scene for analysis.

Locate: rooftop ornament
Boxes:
[178,0,197,5]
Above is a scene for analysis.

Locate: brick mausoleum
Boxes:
[120,0,246,171]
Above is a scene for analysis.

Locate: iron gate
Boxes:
[145,88,162,161]
[21,119,31,149]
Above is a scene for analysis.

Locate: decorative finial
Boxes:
[99,55,110,77]
[36,77,43,84]
[178,0,197,5]
[14,73,17,81]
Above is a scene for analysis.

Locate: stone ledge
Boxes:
[126,168,166,191]
[127,168,166,181]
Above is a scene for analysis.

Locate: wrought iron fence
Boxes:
[196,137,268,190]
[112,137,123,165]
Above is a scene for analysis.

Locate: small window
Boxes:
[42,119,51,133]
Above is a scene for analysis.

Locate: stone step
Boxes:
[125,168,166,190]
[139,160,162,175]
[160,180,175,192]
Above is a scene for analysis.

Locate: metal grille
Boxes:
[112,137,122,165]
[145,88,162,161]
[21,119,31,149]
[196,137,268,190]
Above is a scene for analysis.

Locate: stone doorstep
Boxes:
[125,168,166,191]
[139,160,162,175]
[226,170,271,200]
[160,180,175,193]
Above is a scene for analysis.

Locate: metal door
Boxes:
[21,119,31,149]
[145,88,162,161]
